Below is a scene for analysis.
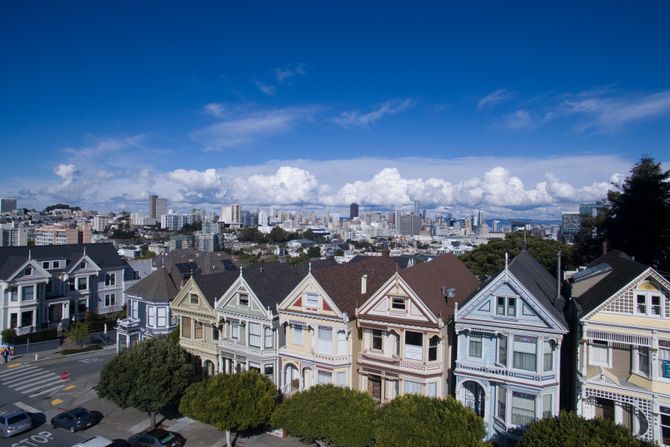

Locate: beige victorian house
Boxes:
[278,256,398,394]
[570,250,670,445]
[171,271,237,376]
[356,254,480,403]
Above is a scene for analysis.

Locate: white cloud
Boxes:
[53,164,78,186]
[191,106,317,149]
[550,89,670,132]
[254,80,276,96]
[203,103,226,118]
[499,109,534,131]
[275,63,306,82]
[334,98,414,127]
[477,88,514,110]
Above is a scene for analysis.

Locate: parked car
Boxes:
[0,410,33,438]
[72,436,130,447]
[51,407,103,433]
[128,429,186,447]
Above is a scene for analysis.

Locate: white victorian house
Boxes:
[454,250,568,445]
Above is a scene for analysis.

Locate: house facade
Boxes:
[278,257,397,394]
[454,251,568,444]
[171,271,237,377]
[0,244,125,335]
[116,267,180,352]
[571,250,670,445]
[216,263,312,386]
[356,254,479,403]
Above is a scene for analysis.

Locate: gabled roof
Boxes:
[153,249,236,278]
[0,243,125,281]
[311,256,398,314]
[238,262,314,313]
[508,250,567,325]
[573,250,649,317]
[400,254,480,320]
[192,271,238,307]
[126,267,179,303]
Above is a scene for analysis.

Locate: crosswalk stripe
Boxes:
[14,402,40,413]
[29,384,64,398]
[0,366,39,379]
[19,379,65,394]
[4,371,54,386]
[13,375,60,391]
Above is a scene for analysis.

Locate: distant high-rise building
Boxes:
[0,198,17,213]
[350,202,359,219]
[399,214,422,236]
[240,210,258,227]
[561,211,581,243]
[220,204,241,224]
[492,219,502,233]
[579,202,606,218]
[413,200,420,215]
[258,210,269,226]
[148,195,167,224]
[93,215,110,232]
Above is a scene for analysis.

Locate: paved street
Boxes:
[0,346,307,447]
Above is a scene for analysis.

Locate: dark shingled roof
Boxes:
[0,243,125,280]
[153,249,237,279]
[193,271,239,307]
[312,256,399,315]
[508,250,567,326]
[573,250,649,317]
[400,254,480,320]
[239,262,313,314]
[126,267,179,302]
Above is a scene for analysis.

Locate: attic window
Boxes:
[391,296,406,310]
[239,293,249,306]
[190,293,199,304]
[42,261,50,269]
[80,261,87,269]
[305,293,319,308]
[53,261,60,269]
[24,266,33,276]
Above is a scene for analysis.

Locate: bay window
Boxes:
[496,386,507,420]
[264,327,273,348]
[405,331,423,361]
[318,326,333,354]
[428,336,439,361]
[292,324,303,345]
[543,340,553,372]
[249,323,261,347]
[404,380,422,395]
[511,392,535,426]
[513,336,537,371]
[469,333,482,359]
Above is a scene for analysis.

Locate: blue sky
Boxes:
[1,1,669,217]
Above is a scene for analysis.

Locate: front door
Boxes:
[368,375,381,402]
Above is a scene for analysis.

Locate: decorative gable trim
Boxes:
[171,278,216,317]
[583,267,670,321]
[66,254,101,275]
[8,258,52,282]
[356,272,440,325]
[215,277,273,320]
[277,273,344,318]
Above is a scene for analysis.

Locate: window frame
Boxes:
[391,296,406,310]
[543,340,554,372]
[77,276,87,291]
[190,293,199,305]
[405,331,424,361]
[469,333,482,359]
[21,285,34,301]
[511,392,536,426]
[498,334,508,366]
[248,322,261,348]
[428,335,439,361]
[496,386,507,422]
[372,329,383,351]
[238,293,249,306]
[513,335,537,372]
[264,327,274,348]
[305,292,319,308]
[292,324,303,345]
[634,291,665,317]
[589,339,611,367]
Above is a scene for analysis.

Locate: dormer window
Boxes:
[239,293,249,306]
[24,266,33,276]
[80,261,87,269]
[53,261,60,269]
[42,261,50,269]
[391,296,406,310]
[190,293,198,304]
[635,292,664,317]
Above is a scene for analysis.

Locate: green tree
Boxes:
[306,246,321,258]
[180,371,277,447]
[602,156,670,273]
[461,232,574,280]
[268,226,289,243]
[373,394,487,447]
[518,411,654,447]
[66,322,89,346]
[288,253,309,266]
[238,227,266,243]
[271,385,376,447]
[96,336,193,429]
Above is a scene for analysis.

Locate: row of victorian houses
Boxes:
[111,247,670,446]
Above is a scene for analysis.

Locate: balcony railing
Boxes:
[116,318,140,331]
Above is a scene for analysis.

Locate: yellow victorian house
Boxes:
[171,271,237,376]
[570,250,670,445]
[278,256,398,393]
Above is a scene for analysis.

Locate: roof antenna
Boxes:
[555,251,562,304]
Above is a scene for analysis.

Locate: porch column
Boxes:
[218,353,223,374]
[126,333,130,349]
[116,330,120,354]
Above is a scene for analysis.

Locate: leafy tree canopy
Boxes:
[519,411,655,447]
[461,232,574,280]
[180,371,277,447]
[601,156,670,273]
[306,246,321,258]
[96,336,193,428]
[373,394,488,447]
[43,203,81,212]
[66,322,89,346]
[271,385,376,447]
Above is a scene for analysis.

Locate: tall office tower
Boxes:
[561,211,581,243]
[0,198,17,213]
[394,209,403,230]
[221,204,241,224]
[258,210,269,226]
[413,200,420,216]
[350,202,359,219]
[148,195,168,224]
[399,214,422,236]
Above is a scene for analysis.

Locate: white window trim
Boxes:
[589,340,612,368]
[495,295,518,318]
[634,291,665,317]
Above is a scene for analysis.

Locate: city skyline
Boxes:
[1,2,669,218]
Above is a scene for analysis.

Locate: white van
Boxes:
[72,436,114,447]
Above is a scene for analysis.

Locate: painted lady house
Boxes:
[355,254,479,403]
[569,250,670,445]
[454,250,568,444]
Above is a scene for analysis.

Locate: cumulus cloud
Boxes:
[334,98,414,127]
[53,164,78,186]
[477,88,514,110]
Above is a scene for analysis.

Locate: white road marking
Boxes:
[4,371,54,386]
[0,365,39,379]
[29,384,65,398]
[20,379,65,394]
[14,375,60,391]
[14,401,41,413]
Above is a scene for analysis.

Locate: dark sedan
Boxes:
[128,429,185,447]
[50,407,103,433]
